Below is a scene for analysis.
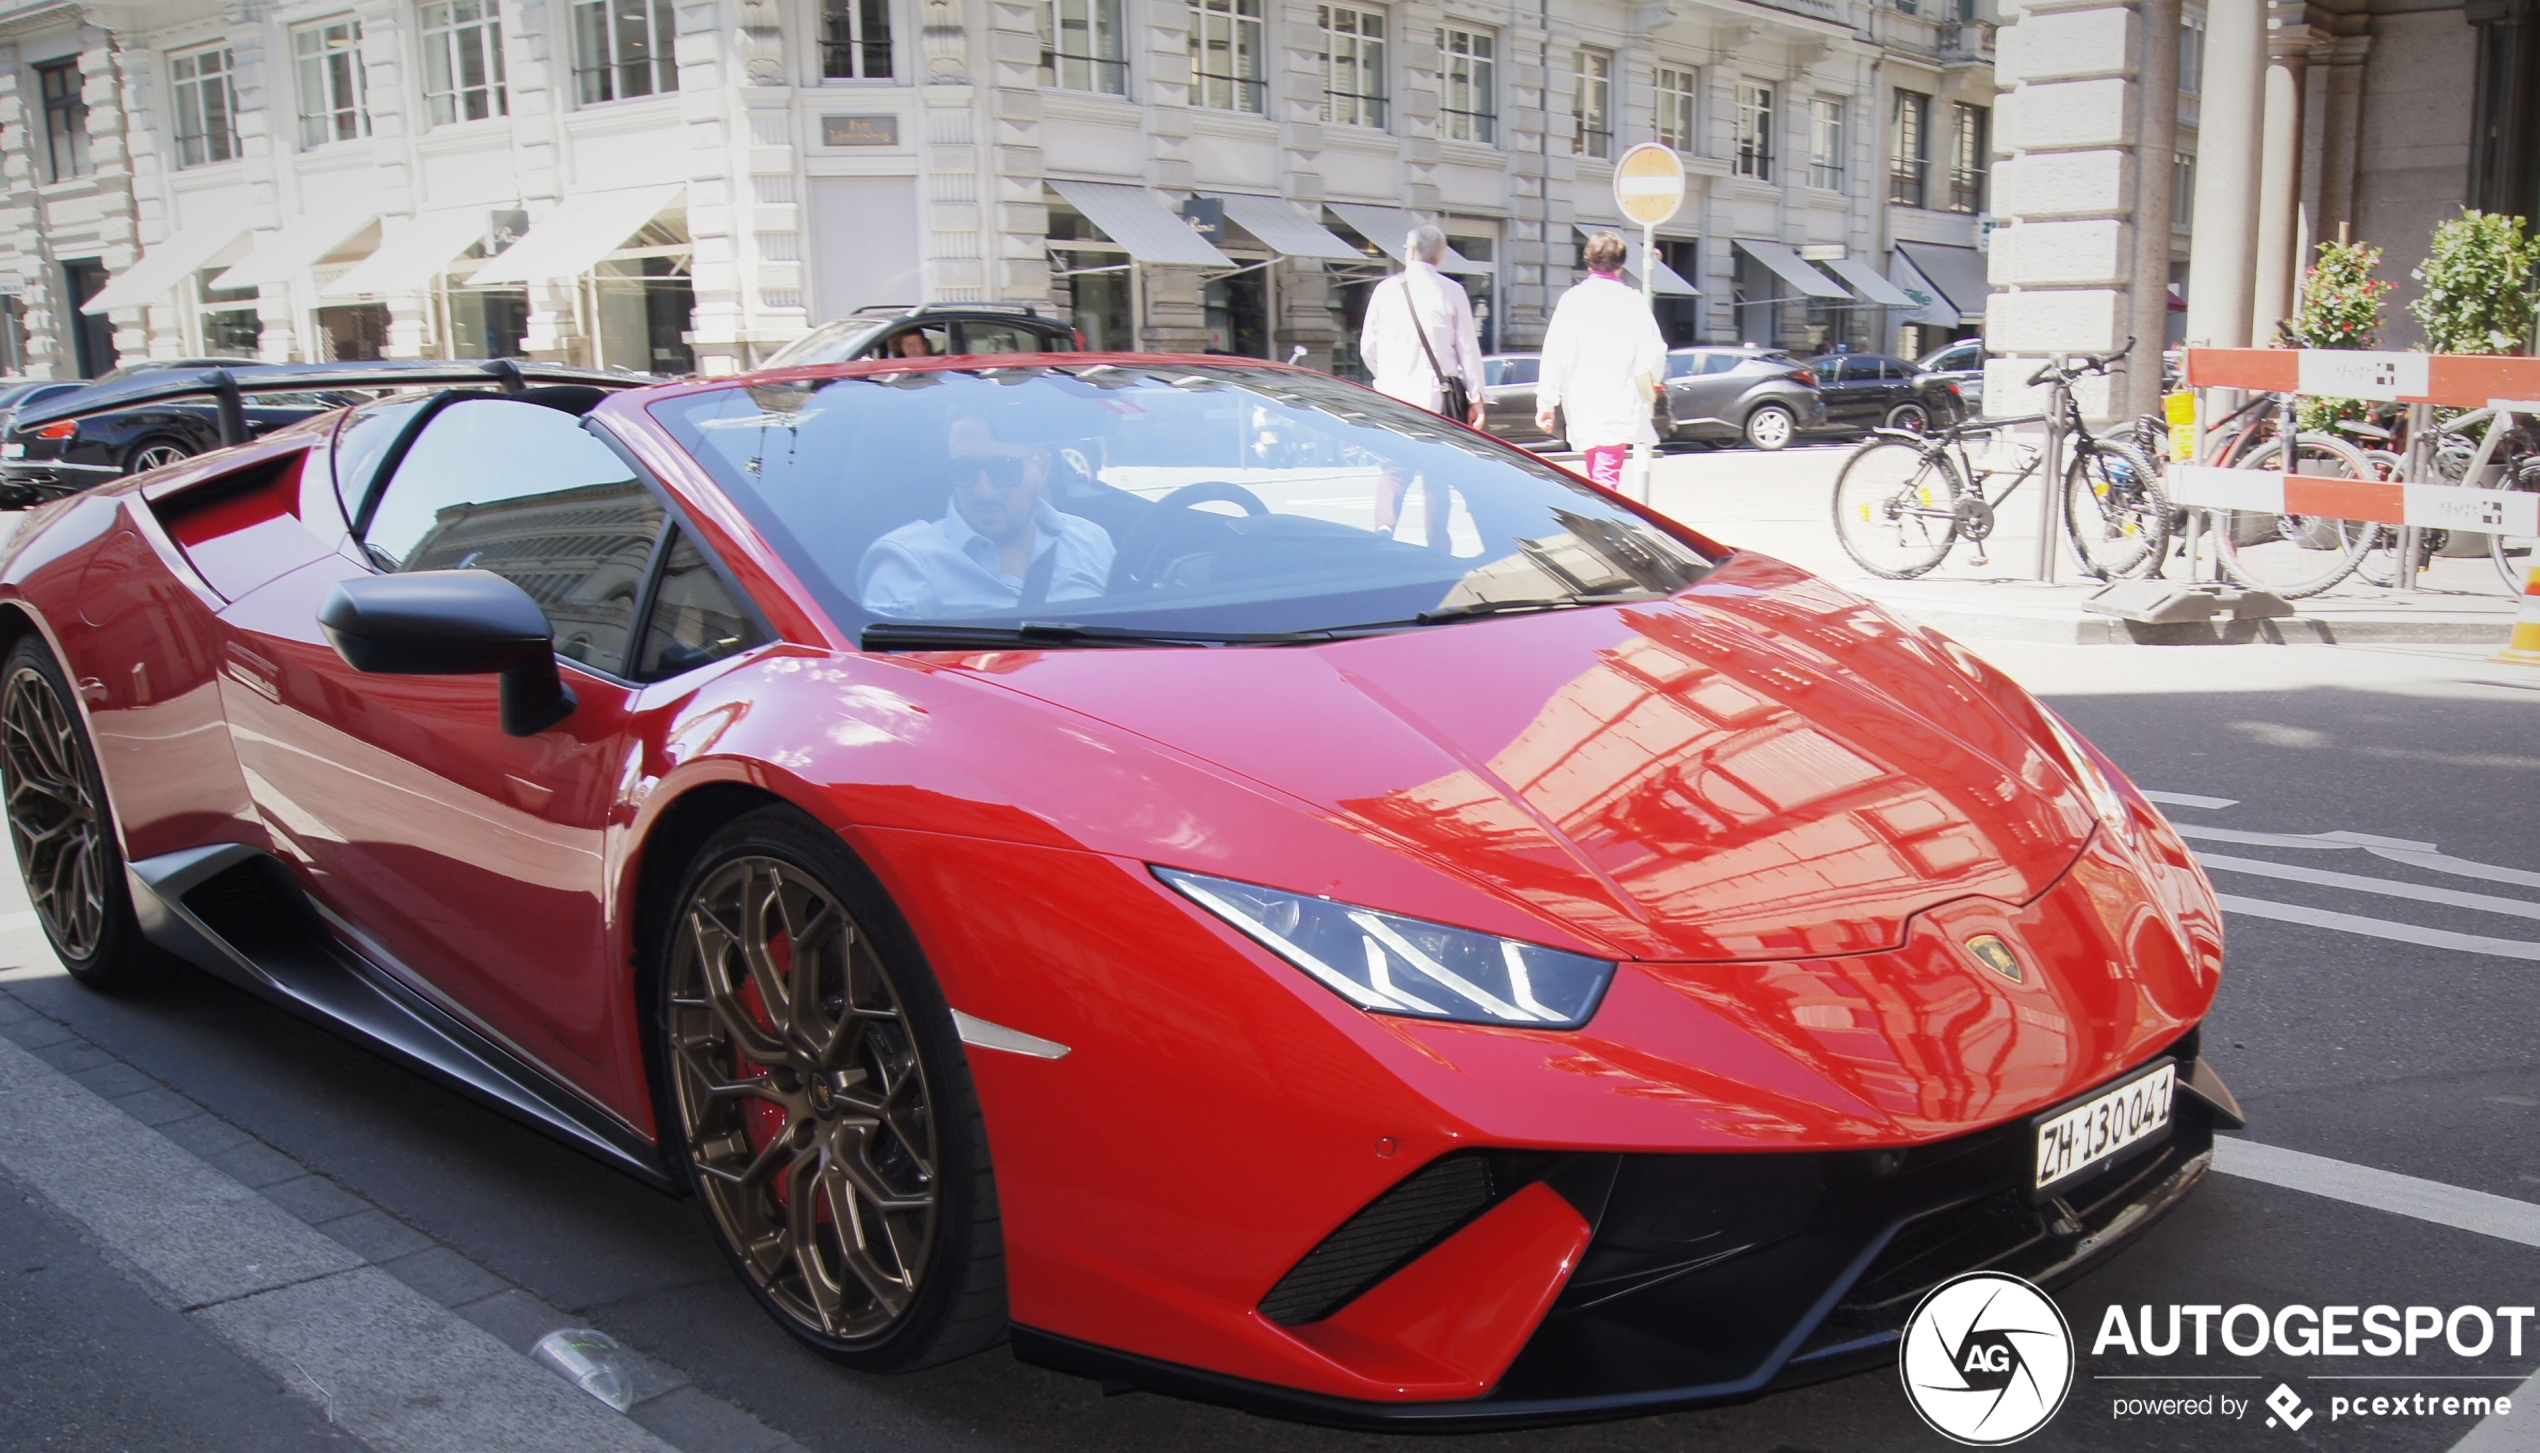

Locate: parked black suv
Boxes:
[1799,350,1967,434]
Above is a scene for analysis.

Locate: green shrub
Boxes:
[2293,237,2392,431]
[2411,210,2538,356]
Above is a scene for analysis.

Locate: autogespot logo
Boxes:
[1901,1272,2077,1444]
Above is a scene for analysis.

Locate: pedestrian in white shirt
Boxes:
[1536,231,1668,489]
[1358,225,1486,539]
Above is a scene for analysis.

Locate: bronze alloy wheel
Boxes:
[667,854,939,1345]
[2,662,105,960]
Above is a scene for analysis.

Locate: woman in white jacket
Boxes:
[1535,231,1668,488]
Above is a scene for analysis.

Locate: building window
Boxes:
[822,0,894,79]
[2174,151,2195,227]
[1947,102,1987,212]
[170,47,238,167]
[1042,0,1127,95]
[1317,5,1385,128]
[1571,47,1612,159]
[2179,15,2204,93]
[1808,96,1844,189]
[1897,0,1918,14]
[1733,81,1772,180]
[1653,66,1696,152]
[197,266,261,357]
[295,19,370,147]
[36,58,89,181]
[1189,0,1265,114]
[573,0,677,104]
[1889,88,1930,207]
[1440,28,1494,144]
[421,1,507,124]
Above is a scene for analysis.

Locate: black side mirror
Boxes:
[317,569,577,736]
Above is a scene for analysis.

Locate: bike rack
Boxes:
[2177,347,2540,594]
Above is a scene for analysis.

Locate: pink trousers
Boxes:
[1581,444,1629,486]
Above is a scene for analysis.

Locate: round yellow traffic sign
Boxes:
[1614,143,1686,227]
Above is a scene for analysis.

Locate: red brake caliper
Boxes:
[735,930,829,1221]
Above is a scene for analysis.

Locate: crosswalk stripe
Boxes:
[2215,894,2540,961]
[2199,853,2540,922]
[2215,1138,2540,1249]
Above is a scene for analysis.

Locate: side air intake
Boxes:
[1258,1154,1495,1326]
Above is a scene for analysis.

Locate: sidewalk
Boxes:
[1635,444,2525,648]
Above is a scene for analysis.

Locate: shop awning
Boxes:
[1572,224,1698,295]
[1894,241,1990,322]
[466,183,685,286]
[210,208,379,291]
[1890,253,1955,325]
[1204,193,1361,261]
[321,209,494,299]
[81,200,254,314]
[1049,180,1230,267]
[1324,203,1484,274]
[1734,240,1851,301]
[1818,254,1917,308]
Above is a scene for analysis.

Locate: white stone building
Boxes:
[0,0,1997,381]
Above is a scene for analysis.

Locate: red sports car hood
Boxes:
[966,555,2097,961]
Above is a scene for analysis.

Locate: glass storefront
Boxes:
[446,286,530,358]
[316,304,389,361]
[595,255,695,374]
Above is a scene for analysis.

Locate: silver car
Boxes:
[1917,337,1986,416]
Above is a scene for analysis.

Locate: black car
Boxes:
[1799,351,1966,434]
[760,304,1082,368]
[0,358,363,501]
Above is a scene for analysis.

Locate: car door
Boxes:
[1483,357,1539,439]
[1812,357,1870,427]
[213,396,675,1085]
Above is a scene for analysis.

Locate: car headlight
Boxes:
[2039,706,2132,839]
[1155,868,1613,1029]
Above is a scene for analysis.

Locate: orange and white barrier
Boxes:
[2500,566,2540,666]
[2185,348,2540,409]
[2166,463,2540,535]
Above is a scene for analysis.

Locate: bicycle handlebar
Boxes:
[2023,336,2139,389]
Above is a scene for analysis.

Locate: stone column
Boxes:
[1982,0,2145,422]
[2125,0,2180,418]
[2249,0,2313,342]
[987,0,1050,307]
[2183,0,2263,349]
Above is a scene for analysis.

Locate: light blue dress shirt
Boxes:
[856,499,1117,618]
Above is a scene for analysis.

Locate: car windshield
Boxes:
[652,362,1716,644]
[761,319,886,369]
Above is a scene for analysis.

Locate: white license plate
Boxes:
[2033,1061,2176,1197]
[1,444,22,459]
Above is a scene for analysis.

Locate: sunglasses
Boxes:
[955,455,1035,490]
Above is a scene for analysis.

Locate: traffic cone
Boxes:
[2498,565,2540,665]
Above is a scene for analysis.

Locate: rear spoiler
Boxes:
[9,359,650,447]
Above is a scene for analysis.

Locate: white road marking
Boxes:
[2214,1139,2540,1248]
[2198,853,2540,923]
[0,963,65,983]
[2143,791,2240,810]
[2214,894,2540,961]
[2452,1370,2540,1451]
[0,910,38,931]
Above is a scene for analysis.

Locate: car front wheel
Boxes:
[653,806,1006,1371]
[1745,403,1798,451]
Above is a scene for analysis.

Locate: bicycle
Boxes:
[1831,343,2169,581]
[2354,405,2540,590]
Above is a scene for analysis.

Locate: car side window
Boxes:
[869,324,951,360]
[1666,354,1700,379]
[363,398,667,679]
[1504,356,1538,385]
[636,527,767,680]
[1703,354,1741,375]
[955,321,1047,355]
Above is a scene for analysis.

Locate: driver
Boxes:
[856,412,1115,618]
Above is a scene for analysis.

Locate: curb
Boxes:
[0,986,805,1453]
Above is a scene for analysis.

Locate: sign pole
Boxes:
[1613,144,1685,508]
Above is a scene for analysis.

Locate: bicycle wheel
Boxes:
[2212,433,2379,598]
[1832,439,1964,579]
[2063,440,2171,580]
[2349,449,2410,588]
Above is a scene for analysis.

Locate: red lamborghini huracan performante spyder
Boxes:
[0,355,2239,1429]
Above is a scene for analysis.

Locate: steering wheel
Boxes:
[1118,480,1272,587]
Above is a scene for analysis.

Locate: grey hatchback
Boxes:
[1655,347,1826,451]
